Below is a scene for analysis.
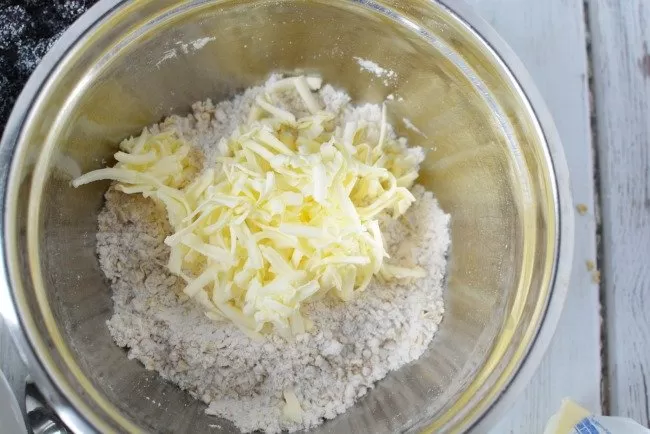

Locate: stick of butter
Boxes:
[544,399,650,434]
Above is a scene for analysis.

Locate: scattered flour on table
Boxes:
[0,5,28,51]
[0,1,89,70]
[0,1,91,127]
[99,77,450,433]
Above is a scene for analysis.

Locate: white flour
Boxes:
[354,57,398,86]
[100,78,450,433]
[402,117,428,138]
[155,37,217,68]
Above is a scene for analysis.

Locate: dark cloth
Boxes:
[0,0,94,135]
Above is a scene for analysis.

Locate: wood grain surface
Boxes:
[465,0,603,432]
[590,0,650,426]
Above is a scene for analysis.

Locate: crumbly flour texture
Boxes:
[99,77,451,433]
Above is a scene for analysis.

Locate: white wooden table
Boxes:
[475,0,602,431]
[474,0,650,431]
[1,0,649,432]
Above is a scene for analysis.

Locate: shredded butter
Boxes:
[73,75,424,338]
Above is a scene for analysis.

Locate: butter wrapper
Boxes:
[544,399,650,434]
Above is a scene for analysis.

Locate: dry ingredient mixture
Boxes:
[84,75,450,433]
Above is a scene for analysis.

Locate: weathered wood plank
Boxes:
[464,0,602,431]
[590,0,650,426]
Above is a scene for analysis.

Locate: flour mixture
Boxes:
[84,75,450,433]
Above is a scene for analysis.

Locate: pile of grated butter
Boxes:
[74,75,426,339]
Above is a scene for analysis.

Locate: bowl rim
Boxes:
[0,3,128,432]
[429,1,573,431]
[0,0,574,433]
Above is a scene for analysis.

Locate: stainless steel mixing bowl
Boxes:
[0,0,573,432]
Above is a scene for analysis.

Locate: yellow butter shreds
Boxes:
[73,75,425,339]
[282,389,303,423]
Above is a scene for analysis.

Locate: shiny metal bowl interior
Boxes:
[1,0,571,433]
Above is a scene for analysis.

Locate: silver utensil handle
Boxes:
[1,320,70,434]
[25,383,72,434]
